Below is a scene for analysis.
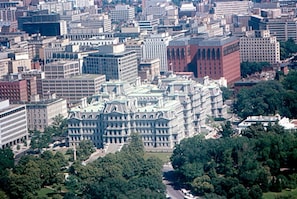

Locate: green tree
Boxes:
[76,140,96,161]
[218,121,235,138]
[240,62,270,78]
[52,114,68,136]
[234,81,287,118]
[0,148,14,170]
[192,175,214,195]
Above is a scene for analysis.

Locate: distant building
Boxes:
[83,44,138,84]
[0,100,28,149]
[212,1,252,17]
[0,76,37,103]
[138,59,160,82]
[238,114,296,133]
[42,61,80,79]
[18,10,67,36]
[23,98,67,132]
[249,14,297,42]
[42,74,106,105]
[240,30,280,64]
[110,5,135,22]
[143,32,172,72]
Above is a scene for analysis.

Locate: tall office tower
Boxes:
[83,44,138,84]
[110,5,135,22]
[189,36,241,85]
[0,100,28,149]
[240,30,280,64]
[143,32,172,72]
[167,37,191,72]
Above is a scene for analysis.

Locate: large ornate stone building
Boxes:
[67,74,226,150]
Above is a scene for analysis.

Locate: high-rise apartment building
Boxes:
[240,30,280,63]
[83,44,138,84]
[143,32,172,72]
[0,100,28,149]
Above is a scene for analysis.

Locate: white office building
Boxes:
[110,5,135,22]
[0,100,28,149]
[212,1,253,17]
[143,32,172,72]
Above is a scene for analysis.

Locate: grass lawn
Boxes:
[37,188,55,198]
[263,188,297,199]
[144,152,172,163]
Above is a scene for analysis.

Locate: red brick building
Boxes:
[167,37,191,72]
[0,77,37,103]
[189,36,241,84]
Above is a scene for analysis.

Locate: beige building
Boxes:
[42,74,106,104]
[42,61,80,79]
[23,98,68,132]
[138,59,160,82]
[240,30,280,64]
[0,58,9,79]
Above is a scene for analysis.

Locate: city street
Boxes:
[162,163,184,199]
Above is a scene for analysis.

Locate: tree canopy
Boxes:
[280,38,297,60]
[240,62,270,78]
[171,125,297,198]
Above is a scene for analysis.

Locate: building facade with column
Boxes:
[0,100,28,149]
[67,74,227,150]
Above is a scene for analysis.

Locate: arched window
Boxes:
[212,48,216,59]
[202,49,206,59]
[181,48,185,59]
[176,48,180,59]
[197,49,201,60]
[207,49,211,60]
[167,48,171,59]
[217,48,220,59]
